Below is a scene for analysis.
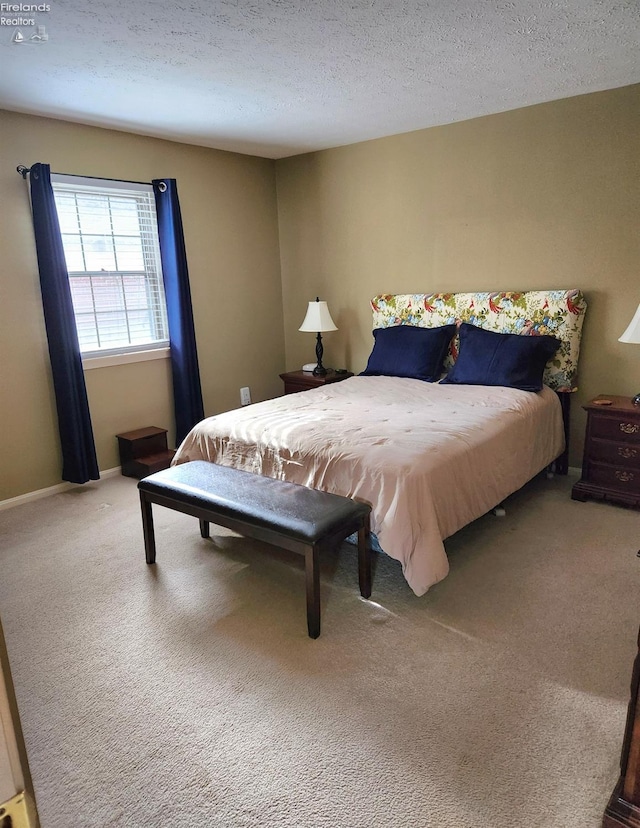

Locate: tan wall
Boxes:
[2,85,638,498]
[276,84,640,466]
[0,111,284,500]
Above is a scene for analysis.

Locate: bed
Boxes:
[173,289,587,596]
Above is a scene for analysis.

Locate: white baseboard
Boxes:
[0,467,122,512]
[0,464,583,513]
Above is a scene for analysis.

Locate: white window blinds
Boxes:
[51,175,169,358]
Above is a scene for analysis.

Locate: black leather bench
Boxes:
[137,461,372,638]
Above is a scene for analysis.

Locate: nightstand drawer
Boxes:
[284,381,312,394]
[586,462,640,494]
[591,415,640,443]
[279,370,354,395]
[589,439,640,468]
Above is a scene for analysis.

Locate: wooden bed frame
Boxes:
[555,392,571,475]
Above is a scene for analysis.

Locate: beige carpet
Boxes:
[0,471,638,827]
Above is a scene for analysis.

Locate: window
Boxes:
[51,175,169,359]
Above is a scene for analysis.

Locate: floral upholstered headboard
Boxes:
[370,289,587,392]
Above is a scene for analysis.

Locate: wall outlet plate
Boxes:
[240,386,251,406]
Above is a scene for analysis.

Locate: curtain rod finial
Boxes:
[16,165,30,179]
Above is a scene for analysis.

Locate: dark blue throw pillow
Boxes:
[440,323,561,392]
[360,324,457,382]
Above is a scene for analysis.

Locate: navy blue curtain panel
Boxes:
[29,163,100,484]
[152,179,204,445]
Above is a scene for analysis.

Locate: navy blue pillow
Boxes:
[360,324,457,382]
[441,323,561,392]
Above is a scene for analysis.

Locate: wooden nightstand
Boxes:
[279,369,354,395]
[571,395,640,509]
[603,625,640,828]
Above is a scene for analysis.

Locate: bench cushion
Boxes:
[138,461,370,544]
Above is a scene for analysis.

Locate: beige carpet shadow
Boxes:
[0,471,638,827]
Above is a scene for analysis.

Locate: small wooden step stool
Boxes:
[116,426,175,479]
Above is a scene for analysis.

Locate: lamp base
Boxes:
[633,393,640,406]
[312,332,327,376]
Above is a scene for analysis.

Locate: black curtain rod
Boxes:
[16,165,151,186]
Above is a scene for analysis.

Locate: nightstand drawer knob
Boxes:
[619,446,638,458]
[619,422,640,434]
[615,470,635,483]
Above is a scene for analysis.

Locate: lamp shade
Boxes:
[299,299,337,333]
[619,304,640,344]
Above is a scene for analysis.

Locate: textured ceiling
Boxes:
[1,0,639,159]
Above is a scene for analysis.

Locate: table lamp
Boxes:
[619,303,640,405]
[299,297,337,376]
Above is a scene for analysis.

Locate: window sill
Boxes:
[82,347,170,370]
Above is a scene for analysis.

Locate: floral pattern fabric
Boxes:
[370,289,587,392]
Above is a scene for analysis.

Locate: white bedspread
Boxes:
[173,377,564,596]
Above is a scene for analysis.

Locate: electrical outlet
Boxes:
[240,386,251,406]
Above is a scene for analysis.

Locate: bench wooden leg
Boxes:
[358,515,372,599]
[139,492,156,565]
[305,545,320,639]
[199,519,210,539]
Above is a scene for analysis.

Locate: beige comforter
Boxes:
[173,376,564,596]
